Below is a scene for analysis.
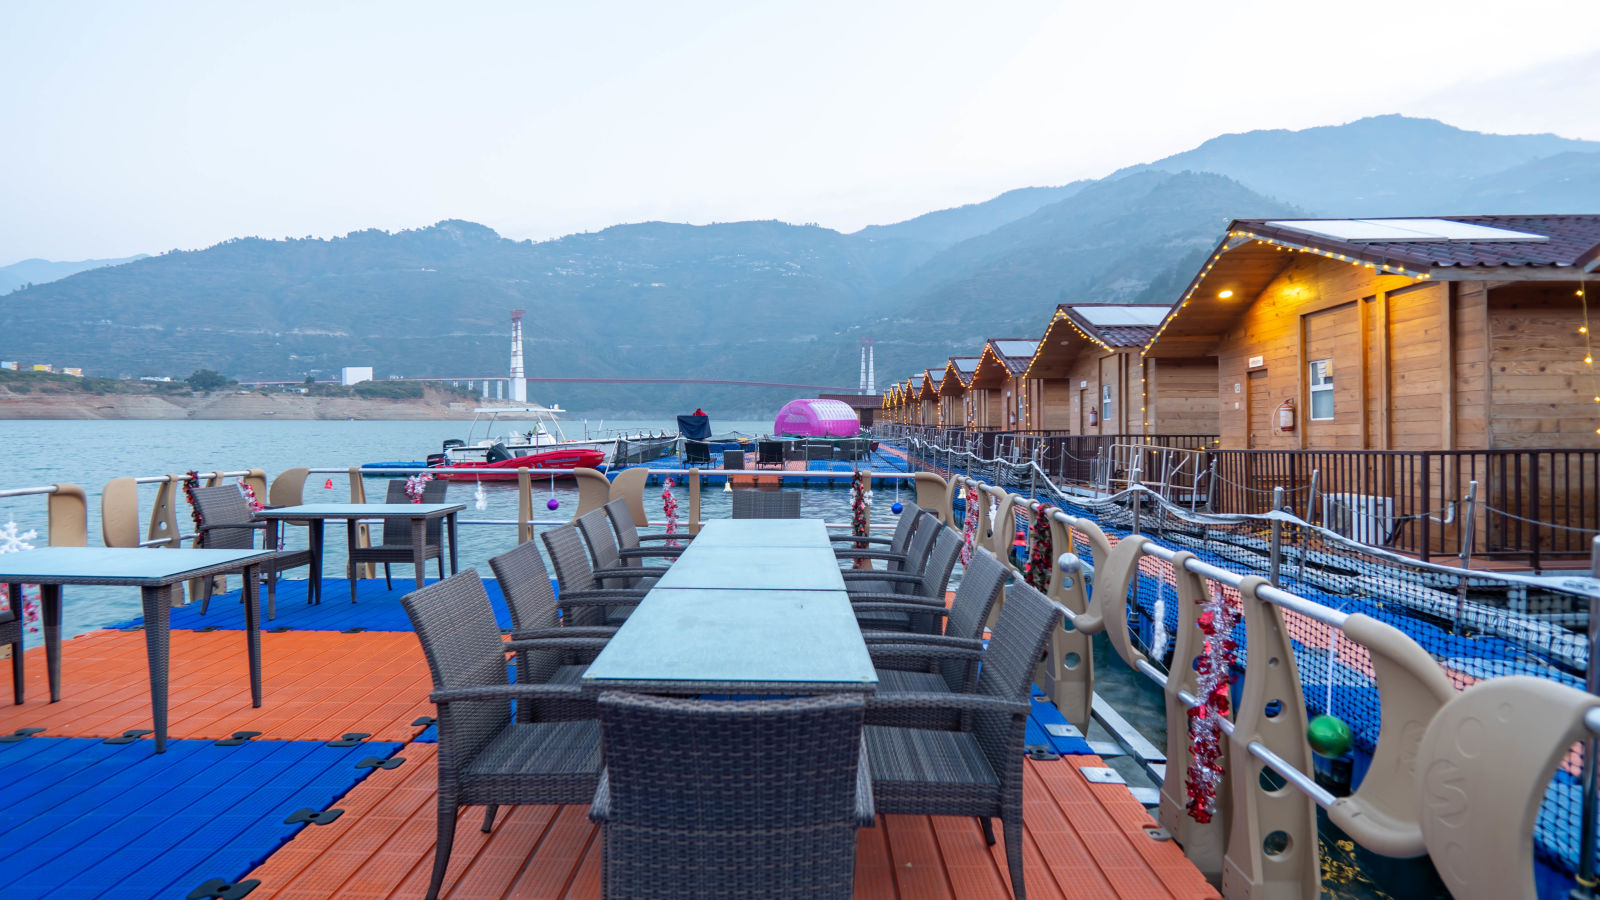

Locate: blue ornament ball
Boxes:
[891,502,904,514]
[546,498,560,511]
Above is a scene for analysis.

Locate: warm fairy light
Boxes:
[1218,289,1234,299]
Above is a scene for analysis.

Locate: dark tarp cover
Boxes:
[676,414,711,441]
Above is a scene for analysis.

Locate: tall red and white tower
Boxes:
[509,309,527,403]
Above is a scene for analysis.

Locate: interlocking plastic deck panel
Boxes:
[0,630,436,743]
[107,578,517,633]
[243,744,1219,899]
[0,736,401,899]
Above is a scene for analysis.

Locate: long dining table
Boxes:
[581,518,878,695]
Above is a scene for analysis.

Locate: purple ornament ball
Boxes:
[546,498,560,511]
[891,502,904,514]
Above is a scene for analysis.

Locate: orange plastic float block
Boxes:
[244,747,1219,899]
[0,630,434,744]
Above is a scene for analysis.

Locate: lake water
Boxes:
[0,418,912,639]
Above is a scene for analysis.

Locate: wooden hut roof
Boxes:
[1025,303,1170,378]
[1145,215,1600,360]
[941,358,978,395]
[920,370,943,397]
[972,339,1038,387]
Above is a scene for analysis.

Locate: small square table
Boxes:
[255,503,464,600]
[0,547,275,752]
[582,588,876,695]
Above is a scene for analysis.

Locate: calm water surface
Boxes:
[0,419,911,639]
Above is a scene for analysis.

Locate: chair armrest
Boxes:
[633,533,694,544]
[861,632,982,650]
[833,549,907,562]
[198,522,267,533]
[430,682,586,704]
[864,692,1031,719]
[593,565,668,580]
[855,742,875,827]
[589,769,612,824]
[848,593,948,610]
[866,643,982,664]
[504,636,612,655]
[616,547,685,560]
[509,625,618,641]
[828,534,893,545]
[558,588,649,605]
[841,570,922,585]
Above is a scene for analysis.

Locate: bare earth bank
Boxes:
[0,390,479,420]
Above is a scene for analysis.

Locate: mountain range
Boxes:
[4,115,1599,415]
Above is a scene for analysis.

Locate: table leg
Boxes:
[310,520,324,605]
[139,585,172,753]
[266,520,281,621]
[411,516,426,590]
[347,518,359,604]
[41,584,62,702]
[447,513,459,576]
[242,563,262,709]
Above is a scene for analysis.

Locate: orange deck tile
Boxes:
[245,746,1221,899]
[0,630,434,743]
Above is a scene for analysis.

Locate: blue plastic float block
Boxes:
[1027,694,1095,756]
[0,735,402,899]
[108,577,522,633]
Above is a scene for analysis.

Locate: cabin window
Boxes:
[1101,384,1113,423]
[1308,359,1334,420]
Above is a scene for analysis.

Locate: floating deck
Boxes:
[0,578,1219,899]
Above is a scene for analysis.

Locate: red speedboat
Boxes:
[425,443,605,480]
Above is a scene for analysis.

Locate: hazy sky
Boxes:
[3,0,1597,264]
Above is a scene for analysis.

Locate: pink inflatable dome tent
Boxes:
[773,399,860,438]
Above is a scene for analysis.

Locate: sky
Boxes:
[2,0,1598,264]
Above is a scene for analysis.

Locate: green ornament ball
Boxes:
[1306,714,1354,758]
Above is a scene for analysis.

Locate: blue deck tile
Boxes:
[1028,694,1096,755]
[0,736,401,899]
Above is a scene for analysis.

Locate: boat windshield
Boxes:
[465,406,569,446]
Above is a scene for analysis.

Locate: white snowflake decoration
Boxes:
[0,519,37,554]
[0,519,41,632]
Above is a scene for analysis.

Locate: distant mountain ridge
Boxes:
[0,254,149,294]
[5,115,1599,414]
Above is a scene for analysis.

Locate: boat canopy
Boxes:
[773,399,860,438]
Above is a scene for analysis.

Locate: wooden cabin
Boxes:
[919,370,944,426]
[940,357,977,428]
[1147,215,1600,561]
[903,376,923,425]
[1020,303,1215,436]
[1147,216,1600,452]
[969,339,1039,431]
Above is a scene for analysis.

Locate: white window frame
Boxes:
[1308,358,1334,421]
[1101,384,1113,424]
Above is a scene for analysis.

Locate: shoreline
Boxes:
[0,390,479,420]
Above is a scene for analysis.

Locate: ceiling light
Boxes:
[1218,289,1235,299]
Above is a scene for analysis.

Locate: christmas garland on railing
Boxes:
[1186,583,1238,823]
[661,477,680,547]
[851,470,869,550]
[1022,503,1052,591]
[0,519,41,634]
[959,483,979,564]
[182,471,203,546]
[404,472,434,503]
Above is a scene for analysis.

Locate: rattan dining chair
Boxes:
[2,600,22,704]
[540,524,651,627]
[730,489,801,519]
[346,479,447,601]
[576,508,667,590]
[399,571,604,900]
[832,502,924,568]
[840,510,938,596]
[488,540,617,722]
[863,579,1063,900]
[190,484,315,619]
[603,497,692,552]
[590,692,873,900]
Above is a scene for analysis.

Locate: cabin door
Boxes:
[1246,370,1271,449]
[1077,388,1089,433]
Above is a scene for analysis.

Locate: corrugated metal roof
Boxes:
[1237,215,1600,269]
[992,340,1039,360]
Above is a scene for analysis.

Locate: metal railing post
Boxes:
[1130,462,1143,535]
[1453,480,1478,634]
[1579,534,1600,900]
[1269,485,1285,588]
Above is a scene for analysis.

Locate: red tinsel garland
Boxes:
[1185,584,1238,823]
[661,477,680,547]
[182,471,203,546]
[1022,504,1052,591]
[850,470,869,550]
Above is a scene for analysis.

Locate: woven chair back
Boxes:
[603,498,642,551]
[730,489,801,519]
[399,571,511,762]
[596,692,864,899]
[381,479,448,546]
[540,523,598,594]
[576,507,623,571]
[488,540,560,633]
[914,526,961,599]
[190,485,256,551]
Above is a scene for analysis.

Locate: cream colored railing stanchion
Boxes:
[347,467,373,580]
[46,484,86,548]
[241,468,267,502]
[101,478,141,548]
[146,475,182,549]
[1417,677,1600,900]
[1324,615,1455,857]
[1036,509,1096,729]
[609,466,649,527]
[517,467,533,544]
[571,467,611,523]
[1223,575,1318,900]
[688,469,702,534]
[913,471,952,525]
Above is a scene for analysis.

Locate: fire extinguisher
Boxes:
[1088,407,1098,427]
[1277,398,1295,432]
